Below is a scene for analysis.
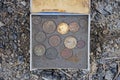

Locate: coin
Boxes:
[77,40,85,49]
[49,35,61,47]
[64,36,77,49]
[45,47,58,59]
[57,22,69,34]
[32,16,41,24]
[35,31,46,42]
[34,44,46,56]
[43,20,56,34]
[69,22,80,32]
[61,48,73,59]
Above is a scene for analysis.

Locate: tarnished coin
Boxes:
[61,48,73,59]
[32,16,41,24]
[64,36,77,49]
[49,35,61,47]
[57,22,69,34]
[77,40,85,49]
[69,22,80,32]
[34,44,46,56]
[45,47,58,59]
[43,20,56,34]
[35,32,46,42]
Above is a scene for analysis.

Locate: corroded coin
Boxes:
[49,35,61,47]
[64,36,77,49]
[69,22,80,32]
[35,31,46,42]
[43,20,56,34]
[34,44,46,56]
[57,22,69,34]
[32,16,41,24]
[61,48,73,59]
[77,40,85,49]
[45,47,58,59]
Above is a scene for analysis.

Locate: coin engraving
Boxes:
[69,22,80,32]
[45,47,58,59]
[61,48,73,59]
[34,44,46,56]
[35,31,46,42]
[49,35,61,47]
[64,36,77,49]
[57,22,69,34]
[43,20,56,34]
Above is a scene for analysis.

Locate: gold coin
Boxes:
[57,22,69,34]
[64,36,77,49]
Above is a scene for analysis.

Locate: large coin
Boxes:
[64,36,77,49]
[35,31,46,42]
[61,48,73,59]
[34,44,46,56]
[43,20,56,34]
[69,22,80,32]
[45,47,58,59]
[32,16,41,25]
[57,22,69,34]
[77,40,85,49]
[49,35,61,47]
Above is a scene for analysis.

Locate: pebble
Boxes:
[31,74,39,80]
[0,77,4,80]
[17,56,24,64]
[0,22,4,27]
[105,70,114,80]
[21,1,26,6]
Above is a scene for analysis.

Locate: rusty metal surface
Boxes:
[31,15,88,69]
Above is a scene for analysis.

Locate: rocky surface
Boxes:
[0,0,120,80]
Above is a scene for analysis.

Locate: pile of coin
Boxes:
[32,16,86,60]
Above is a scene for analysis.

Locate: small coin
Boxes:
[61,48,73,59]
[43,20,56,34]
[57,22,69,34]
[32,16,41,24]
[35,32,46,42]
[77,40,85,49]
[45,47,58,59]
[69,22,80,32]
[64,36,77,49]
[34,44,46,56]
[49,35,61,47]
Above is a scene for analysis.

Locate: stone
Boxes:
[0,22,4,27]
[105,70,114,80]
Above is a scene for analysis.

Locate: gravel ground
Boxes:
[0,0,120,80]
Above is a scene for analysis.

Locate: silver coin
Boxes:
[45,47,58,59]
[35,31,46,42]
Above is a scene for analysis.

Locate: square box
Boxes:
[30,0,90,70]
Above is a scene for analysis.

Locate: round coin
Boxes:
[77,40,85,49]
[61,48,73,59]
[35,31,46,42]
[49,35,61,47]
[32,16,41,24]
[69,22,80,32]
[57,22,69,34]
[43,20,56,34]
[45,47,58,59]
[34,44,46,56]
[64,36,77,49]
